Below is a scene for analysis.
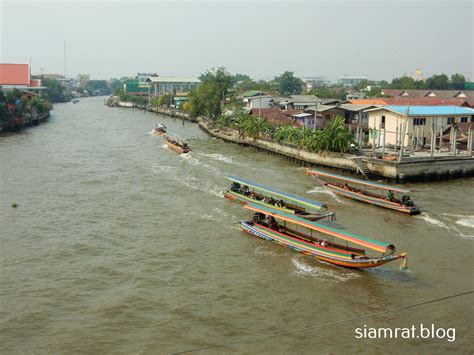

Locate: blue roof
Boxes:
[384,105,474,116]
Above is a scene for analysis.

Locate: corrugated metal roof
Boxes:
[371,105,474,116]
[339,104,377,112]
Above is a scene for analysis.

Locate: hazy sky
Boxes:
[1,0,473,81]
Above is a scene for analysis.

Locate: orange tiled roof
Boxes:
[0,63,30,85]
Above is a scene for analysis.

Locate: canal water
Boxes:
[1,97,473,353]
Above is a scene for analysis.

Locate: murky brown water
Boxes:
[1,97,473,353]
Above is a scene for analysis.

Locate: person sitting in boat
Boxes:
[242,185,250,195]
[230,182,241,192]
[276,199,285,208]
[401,195,414,206]
[387,190,395,201]
[267,198,276,205]
[344,183,352,191]
[320,239,327,247]
[268,216,279,231]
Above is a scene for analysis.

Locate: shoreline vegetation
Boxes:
[104,68,473,182]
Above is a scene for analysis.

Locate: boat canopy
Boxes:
[226,175,327,211]
[244,203,395,254]
[307,169,411,194]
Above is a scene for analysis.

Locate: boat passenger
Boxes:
[276,199,285,208]
[387,190,395,201]
[269,216,279,230]
[320,240,327,247]
[242,185,250,195]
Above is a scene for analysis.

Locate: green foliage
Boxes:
[273,71,303,95]
[320,116,354,153]
[243,116,274,140]
[86,80,111,95]
[424,74,450,90]
[450,73,466,90]
[30,96,52,113]
[109,78,123,93]
[273,116,354,153]
[42,78,70,102]
[231,73,251,86]
[188,67,233,120]
[308,86,347,100]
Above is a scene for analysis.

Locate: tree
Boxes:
[199,67,233,98]
[425,74,450,90]
[450,73,466,90]
[273,71,303,95]
[86,80,111,95]
[390,76,417,89]
[320,116,354,153]
[109,78,123,93]
[231,73,251,86]
[41,78,71,102]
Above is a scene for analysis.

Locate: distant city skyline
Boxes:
[1,1,472,81]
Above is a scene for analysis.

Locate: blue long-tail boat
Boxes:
[306,169,421,215]
[240,203,408,269]
[223,175,335,221]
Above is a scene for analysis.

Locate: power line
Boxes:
[173,290,473,354]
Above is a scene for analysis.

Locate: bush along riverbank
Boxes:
[0,89,52,133]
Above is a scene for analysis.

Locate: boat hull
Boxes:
[166,141,191,154]
[325,182,420,215]
[224,190,335,221]
[240,221,403,269]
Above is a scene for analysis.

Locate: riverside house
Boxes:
[366,105,474,151]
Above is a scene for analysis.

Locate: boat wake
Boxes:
[306,187,345,204]
[198,153,236,165]
[291,257,360,282]
[178,152,223,176]
[443,213,474,229]
[417,213,473,239]
[178,176,224,199]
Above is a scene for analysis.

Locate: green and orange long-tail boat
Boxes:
[224,175,336,221]
[240,203,408,269]
[306,169,421,215]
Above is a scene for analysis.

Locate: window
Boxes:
[447,117,454,124]
[471,116,474,122]
[381,116,385,124]
[413,118,426,125]
[460,117,468,123]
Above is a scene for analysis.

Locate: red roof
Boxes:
[0,63,30,85]
[250,108,303,126]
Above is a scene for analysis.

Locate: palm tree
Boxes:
[321,116,354,153]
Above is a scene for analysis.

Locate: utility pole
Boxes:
[313,101,318,131]
[258,91,262,118]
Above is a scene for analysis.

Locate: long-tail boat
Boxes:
[224,175,336,221]
[306,169,421,215]
[153,123,167,136]
[165,136,191,154]
[241,203,408,269]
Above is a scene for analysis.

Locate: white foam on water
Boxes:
[199,153,235,165]
[457,217,474,229]
[417,213,473,239]
[291,257,360,282]
[442,213,474,229]
[417,214,449,229]
[200,214,215,220]
[306,187,345,204]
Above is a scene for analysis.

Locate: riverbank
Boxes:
[107,99,474,182]
[0,111,50,133]
[199,120,474,182]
